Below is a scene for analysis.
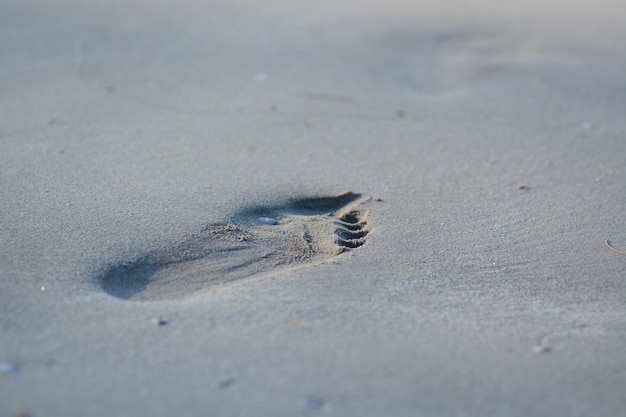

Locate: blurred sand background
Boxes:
[1,0,625,415]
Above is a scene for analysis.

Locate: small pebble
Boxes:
[217,378,235,389]
[300,395,324,410]
[533,345,551,354]
[258,217,278,225]
[152,317,168,326]
[516,184,527,190]
[0,360,20,373]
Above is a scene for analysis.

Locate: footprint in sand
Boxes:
[100,192,371,301]
[395,30,512,99]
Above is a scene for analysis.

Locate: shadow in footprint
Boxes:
[99,192,371,301]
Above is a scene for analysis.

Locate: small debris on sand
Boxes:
[152,317,168,326]
[258,217,278,225]
[299,395,325,410]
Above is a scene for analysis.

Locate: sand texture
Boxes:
[1,0,625,416]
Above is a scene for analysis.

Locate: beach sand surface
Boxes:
[1,0,625,416]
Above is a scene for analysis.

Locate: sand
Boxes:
[1,0,625,416]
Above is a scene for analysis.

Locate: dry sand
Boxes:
[1,0,625,416]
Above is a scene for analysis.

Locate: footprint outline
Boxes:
[99,192,371,301]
